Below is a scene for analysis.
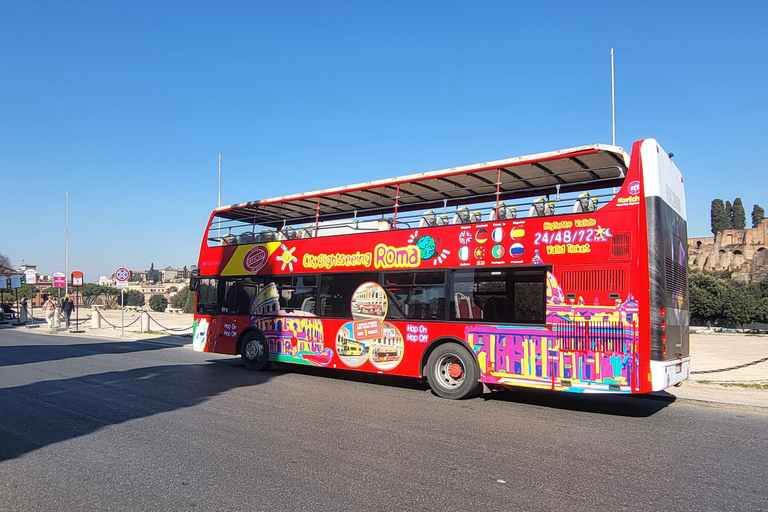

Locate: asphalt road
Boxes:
[1,328,766,512]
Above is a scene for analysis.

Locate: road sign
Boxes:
[53,272,66,288]
[115,267,130,282]
[116,282,129,288]
[71,271,84,287]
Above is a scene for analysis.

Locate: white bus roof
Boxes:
[216,143,630,227]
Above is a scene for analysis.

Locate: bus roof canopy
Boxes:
[216,143,630,228]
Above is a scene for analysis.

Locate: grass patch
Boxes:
[698,380,768,390]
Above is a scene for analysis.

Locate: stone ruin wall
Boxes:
[688,219,768,283]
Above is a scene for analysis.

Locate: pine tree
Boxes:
[711,199,729,234]
[726,201,734,228]
[732,198,746,229]
[752,204,765,228]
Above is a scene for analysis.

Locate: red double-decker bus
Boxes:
[191,138,689,399]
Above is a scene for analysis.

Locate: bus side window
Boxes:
[320,273,377,318]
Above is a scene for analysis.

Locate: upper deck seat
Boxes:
[221,233,238,245]
[452,207,471,224]
[282,227,298,240]
[528,198,546,217]
[238,231,255,244]
[529,198,555,217]
[436,214,449,226]
[419,211,437,228]
[257,229,276,242]
[573,193,599,213]
[489,203,506,221]
[469,211,482,223]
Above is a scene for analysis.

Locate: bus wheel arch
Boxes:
[421,337,482,400]
[238,328,271,372]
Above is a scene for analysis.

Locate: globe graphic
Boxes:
[415,236,436,259]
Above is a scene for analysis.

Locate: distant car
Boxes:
[695,329,715,334]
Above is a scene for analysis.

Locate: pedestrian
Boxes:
[43,295,56,328]
[61,294,75,329]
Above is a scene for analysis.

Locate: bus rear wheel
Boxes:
[241,332,271,371]
[426,343,481,399]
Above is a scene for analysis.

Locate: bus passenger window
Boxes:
[319,273,377,318]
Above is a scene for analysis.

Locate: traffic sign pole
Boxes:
[114,268,130,337]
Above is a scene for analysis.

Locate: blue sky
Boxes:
[1,1,766,282]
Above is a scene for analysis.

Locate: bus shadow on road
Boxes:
[0,360,275,463]
[483,386,674,417]
[269,363,672,417]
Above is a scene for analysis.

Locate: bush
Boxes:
[148,294,168,312]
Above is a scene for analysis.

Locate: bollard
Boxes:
[92,309,101,329]
[141,311,150,333]
[18,307,27,323]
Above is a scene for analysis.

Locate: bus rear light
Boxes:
[663,347,667,357]
[662,334,666,344]
[660,307,666,318]
[661,320,666,331]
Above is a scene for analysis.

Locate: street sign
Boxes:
[0,276,6,289]
[71,271,84,287]
[115,267,130,282]
[116,282,129,288]
[53,272,66,288]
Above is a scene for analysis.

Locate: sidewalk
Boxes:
[7,314,768,409]
[657,332,768,409]
[19,308,194,346]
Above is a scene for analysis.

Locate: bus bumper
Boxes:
[650,357,692,391]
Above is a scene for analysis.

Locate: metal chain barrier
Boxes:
[145,311,193,332]
[691,356,768,374]
[96,309,141,329]
[71,314,93,326]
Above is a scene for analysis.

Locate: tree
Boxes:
[732,198,746,229]
[170,286,195,314]
[752,204,765,228]
[0,252,12,273]
[689,271,725,323]
[711,199,729,234]
[123,290,145,307]
[721,280,758,328]
[167,286,178,293]
[725,200,733,228]
[148,294,168,312]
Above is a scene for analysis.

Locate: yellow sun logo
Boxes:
[277,244,298,272]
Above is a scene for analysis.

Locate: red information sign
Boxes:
[353,319,382,341]
[71,271,84,287]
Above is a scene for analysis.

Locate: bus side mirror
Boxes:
[189,277,200,292]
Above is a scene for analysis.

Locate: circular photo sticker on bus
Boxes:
[335,322,369,368]
[369,322,404,371]
[475,228,489,244]
[351,282,388,321]
[491,227,504,243]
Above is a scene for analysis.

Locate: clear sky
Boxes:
[1,1,766,282]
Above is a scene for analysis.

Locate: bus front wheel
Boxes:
[426,343,481,399]
[241,332,271,371]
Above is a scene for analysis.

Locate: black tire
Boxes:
[426,343,481,399]
[241,331,271,371]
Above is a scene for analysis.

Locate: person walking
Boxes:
[61,294,75,329]
[43,295,56,328]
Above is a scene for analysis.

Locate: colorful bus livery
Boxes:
[192,138,690,399]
